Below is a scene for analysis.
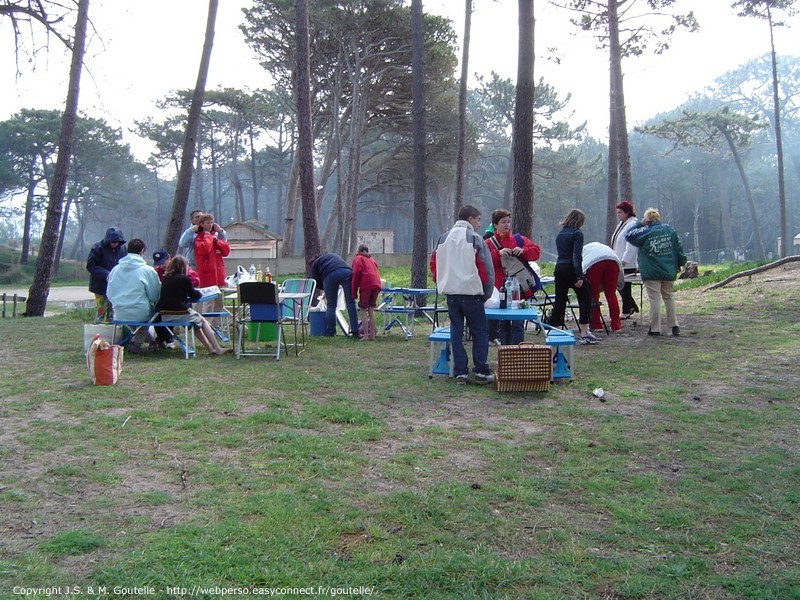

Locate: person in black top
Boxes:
[157,256,229,355]
[549,209,598,345]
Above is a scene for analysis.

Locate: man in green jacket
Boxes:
[625,208,687,337]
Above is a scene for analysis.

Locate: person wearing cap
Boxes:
[86,227,127,322]
[153,249,200,287]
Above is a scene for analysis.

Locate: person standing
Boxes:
[430,205,495,385]
[351,244,382,340]
[309,252,359,337]
[484,208,541,345]
[178,209,228,269]
[625,208,687,336]
[610,200,639,318]
[582,242,623,333]
[549,209,598,345]
[86,227,127,322]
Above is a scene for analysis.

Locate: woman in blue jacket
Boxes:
[549,209,597,345]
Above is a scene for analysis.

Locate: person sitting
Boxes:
[86,227,127,322]
[106,238,163,353]
[156,256,230,356]
[153,248,199,286]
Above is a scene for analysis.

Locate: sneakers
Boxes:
[489,338,502,346]
[456,374,469,386]
[672,326,680,337]
[160,341,178,350]
[474,372,495,385]
[647,330,661,336]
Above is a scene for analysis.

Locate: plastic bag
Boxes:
[484,287,500,309]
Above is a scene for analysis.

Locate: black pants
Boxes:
[550,263,592,328]
[619,268,639,314]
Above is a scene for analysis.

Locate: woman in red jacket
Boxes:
[351,244,382,340]
[485,208,541,345]
[193,213,230,288]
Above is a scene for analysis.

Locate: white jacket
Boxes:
[611,216,639,269]
[433,220,494,298]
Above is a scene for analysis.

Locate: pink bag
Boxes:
[86,333,124,385]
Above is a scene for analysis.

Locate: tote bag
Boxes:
[86,334,124,385]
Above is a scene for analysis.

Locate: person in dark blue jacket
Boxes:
[86,227,127,322]
[549,209,598,345]
[309,253,359,337]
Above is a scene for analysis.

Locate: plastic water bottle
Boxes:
[508,277,521,309]
[249,264,256,280]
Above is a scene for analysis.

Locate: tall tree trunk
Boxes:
[20,159,37,265]
[717,164,735,256]
[719,126,766,260]
[606,0,623,243]
[54,193,72,277]
[249,124,259,221]
[294,0,321,269]
[454,0,472,216]
[410,0,428,289]
[281,154,300,257]
[512,0,534,237]
[163,0,217,255]
[194,122,203,211]
[767,7,788,257]
[26,0,89,316]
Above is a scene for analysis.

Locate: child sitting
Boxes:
[156,255,230,356]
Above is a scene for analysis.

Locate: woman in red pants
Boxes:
[582,242,623,333]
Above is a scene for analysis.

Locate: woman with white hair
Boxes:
[625,208,687,337]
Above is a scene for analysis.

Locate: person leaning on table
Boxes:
[429,204,495,386]
[624,207,687,337]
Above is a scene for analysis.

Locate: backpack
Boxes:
[489,234,542,297]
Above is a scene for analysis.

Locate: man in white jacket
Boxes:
[429,205,495,385]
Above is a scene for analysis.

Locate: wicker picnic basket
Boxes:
[496,342,552,392]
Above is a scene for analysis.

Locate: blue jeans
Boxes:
[446,294,491,377]
[323,267,359,336]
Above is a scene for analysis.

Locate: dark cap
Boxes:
[152,249,169,266]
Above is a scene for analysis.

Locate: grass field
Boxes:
[0,262,798,599]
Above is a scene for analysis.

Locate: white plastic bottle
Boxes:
[508,277,521,309]
[249,264,256,280]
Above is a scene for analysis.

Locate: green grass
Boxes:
[0,263,799,598]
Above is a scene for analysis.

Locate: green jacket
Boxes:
[625,221,687,281]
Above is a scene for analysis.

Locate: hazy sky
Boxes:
[1,0,798,160]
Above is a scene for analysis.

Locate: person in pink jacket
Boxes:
[351,244,382,340]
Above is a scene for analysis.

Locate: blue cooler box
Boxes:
[309,311,327,336]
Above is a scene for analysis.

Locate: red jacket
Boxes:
[155,264,200,287]
[351,253,382,298]
[485,232,541,292]
[194,232,230,287]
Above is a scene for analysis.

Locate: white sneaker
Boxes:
[490,338,502,346]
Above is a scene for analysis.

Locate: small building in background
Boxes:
[224,220,282,262]
[357,229,394,254]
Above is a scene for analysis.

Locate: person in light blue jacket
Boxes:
[107,238,163,351]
